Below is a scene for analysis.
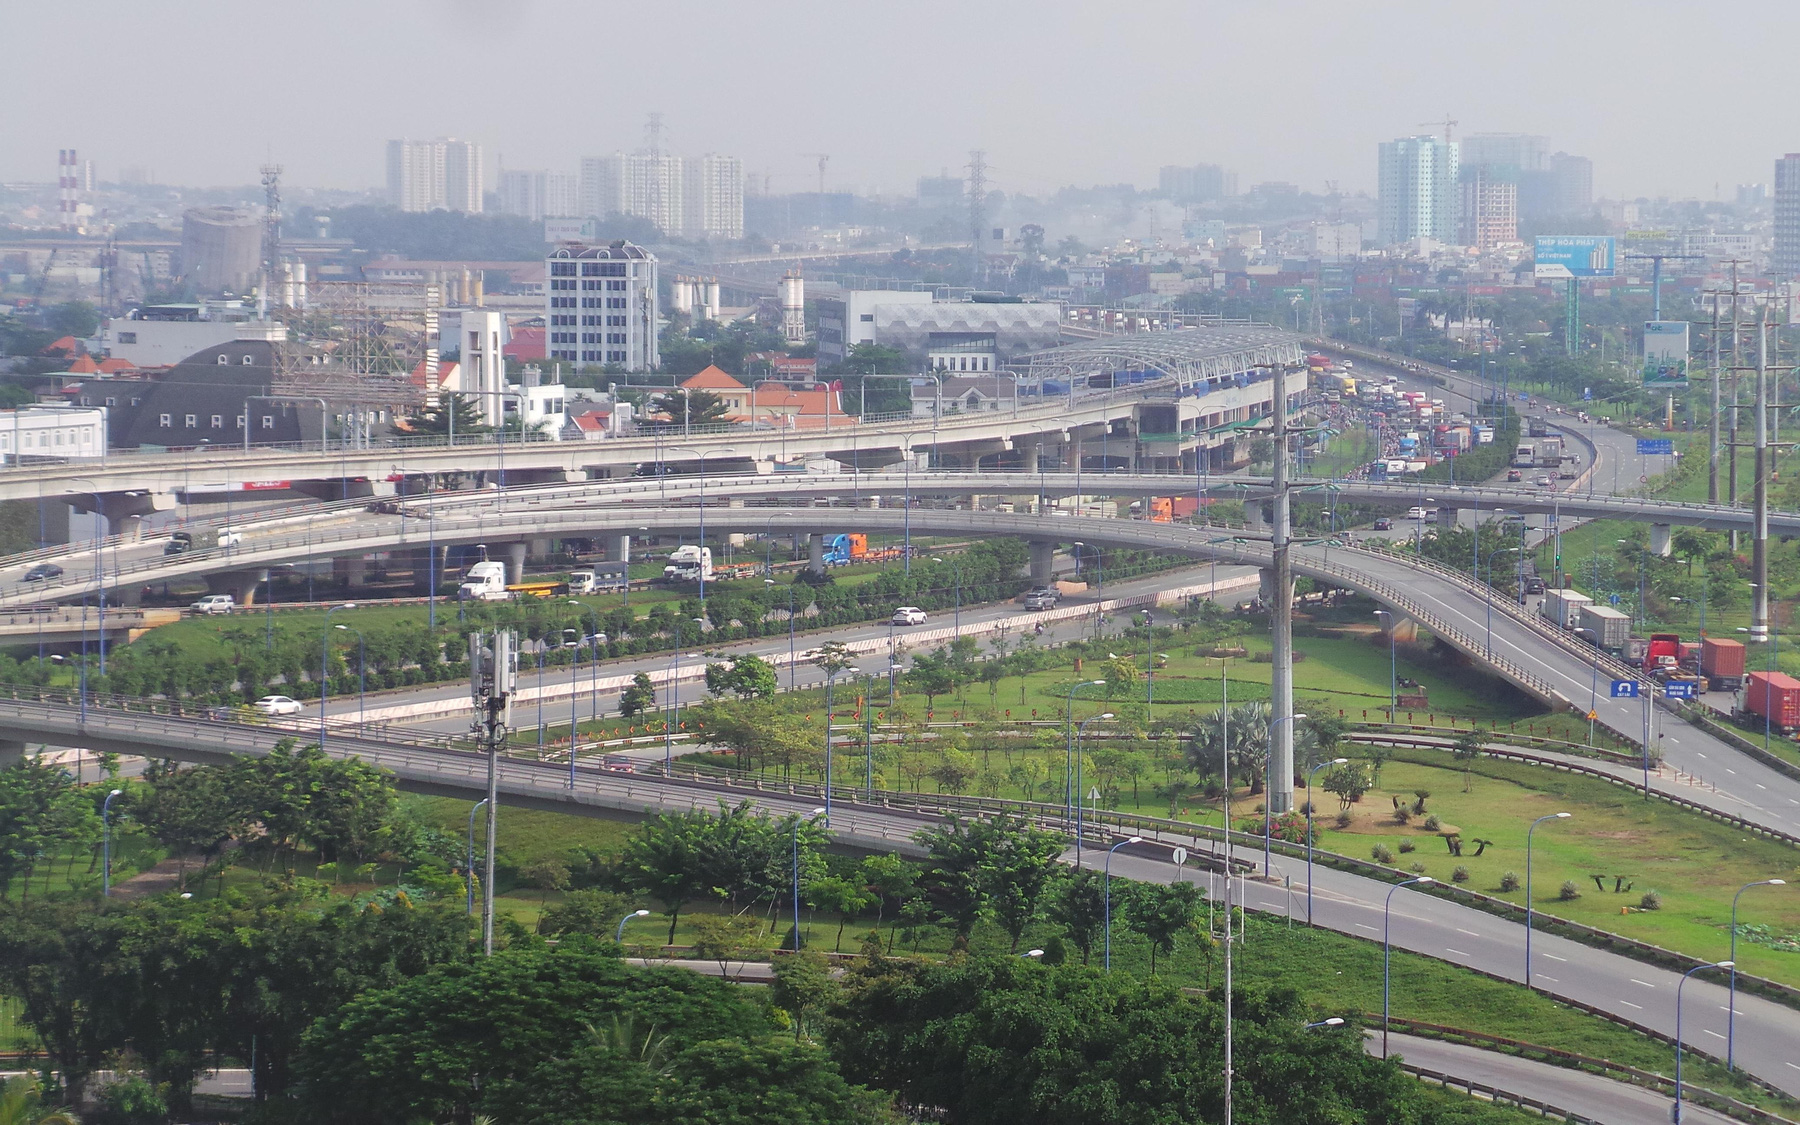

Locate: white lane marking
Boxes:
[1758,783,1768,790]
[1456,928,1480,937]
[1788,1063,1800,1073]
[1445,948,1470,957]
[1698,752,1708,759]
[1621,1001,1644,1010]
[1630,979,1656,989]
[1544,954,1568,962]
[1356,924,1379,933]
[1703,1030,1727,1041]
[1727,768,1738,775]
[1538,975,1559,983]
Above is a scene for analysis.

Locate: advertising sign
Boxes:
[1642,321,1690,388]
[1534,236,1617,279]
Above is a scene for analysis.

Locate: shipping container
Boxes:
[1745,670,1800,731]
[1540,588,1592,629]
[1577,605,1632,652]
[1701,636,1747,690]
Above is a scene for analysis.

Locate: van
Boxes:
[189,594,235,615]
[216,528,243,548]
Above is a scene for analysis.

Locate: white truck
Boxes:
[662,545,713,584]
[457,560,511,601]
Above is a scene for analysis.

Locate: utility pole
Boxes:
[470,630,517,956]
[1709,289,1722,504]
[1754,307,1770,644]
[967,149,987,287]
[1267,361,1297,816]
[1728,260,1747,548]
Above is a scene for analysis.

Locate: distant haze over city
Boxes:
[6,0,1794,200]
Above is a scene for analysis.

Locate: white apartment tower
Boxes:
[544,242,660,371]
[499,170,579,221]
[1776,154,1800,278]
[683,154,745,239]
[1377,135,1459,246]
[387,138,484,213]
[580,154,684,234]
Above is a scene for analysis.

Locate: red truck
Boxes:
[1744,670,1800,732]
[1701,636,1747,692]
[1643,633,1682,676]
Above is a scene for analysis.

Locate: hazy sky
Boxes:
[8,0,1794,201]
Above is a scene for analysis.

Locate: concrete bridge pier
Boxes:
[1015,441,1040,473]
[1029,541,1056,584]
[330,558,369,589]
[1436,506,1459,532]
[208,568,270,605]
[0,741,25,768]
[607,533,631,565]
[807,534,825,576]
[506,542,528,586]
[65,490,176,542]
[1649,524,1672,557]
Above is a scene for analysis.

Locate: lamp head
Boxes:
[1769,879,1788,886]
[808,806,826,817]
[334,624,348,631]
[633,909,651,918]
[1126,835,1143,844]
[1717,960,1735,969]
[1332,757,1349,765]
[1098,712,1115,721]
[1554,812,1571,819]
[109,788,123,797]
[1323,1017,1345,1026]
[1415,876,1435,885]
[1024,948,1045,958]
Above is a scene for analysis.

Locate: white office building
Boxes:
[499,169,579,221]
[0,407,108,465]
[387,138,484,213]
[1377,135,1459,246]
[682,154,744,239]
[544,242,659,371]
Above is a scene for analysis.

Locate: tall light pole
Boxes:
[1481,545,1519,661]
[823,664,860,826]
[1525,811,1571,990]
[1264,713,1307,875]
[1073,712,1115,866]
[333,623,366,734]
[662,617,704,776]
[319,602,356,746]
[1384,875,1434,1057]
[1675,961,1734,1124]
[101,787,123,897]
[1728,878,1786,1069]
[1063,679,1106,824]
[930,555,962,634]
[465,798,488,915]
[1103,835,1144,971]
[1373,610,1397,720]
[766,578,800,691]
[615,908,651,943]
[791,806,825,951]
[667,446,735,605]
[1306,757,1349,925]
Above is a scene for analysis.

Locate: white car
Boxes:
[890,606,928,626]
[189,594,235,615]
[1404,506,1438,520]
[252,695,303,716]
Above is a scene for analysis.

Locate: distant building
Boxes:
[580,153,684,234]
[1458,164,1518,252]
[180,207,263,294]
[682,154,744,239]
[102,304,286,368]
[916,174,963,209]
[1159,163,1235,202]
[1460,133,1549,173]
[1377,135,1459,246]
[1307,222,1363,260]
[816,290,1063,369]
[387,138,483,213]
[1774,154,1800,277]
[1518,152,1593,220]
[0,406,108,465]
[544,242,659,371]
[498,169,578,221]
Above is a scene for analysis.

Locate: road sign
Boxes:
[1664,681,1697,699]
[1587,710,1598,720]
[1610,680,1640,698]
[1636,438,1674,455]
[1172,847,1189,866]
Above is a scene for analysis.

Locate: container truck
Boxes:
[821,534,867,565]
[1701,636,1747,691]
[458,561,511,601]
[661,545,713,584]
[1744,670,1800,731]
[1514,444,1536,468]
[1643,633,1682,675]
[1535,437,1565,469]
[1540,588,1592,629]
[1575,605,1632,653]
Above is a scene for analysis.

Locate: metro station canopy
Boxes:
[1009,323,1306,396]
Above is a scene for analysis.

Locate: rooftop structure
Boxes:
[1007,324,1304,395]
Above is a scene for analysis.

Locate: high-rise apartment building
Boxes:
[1460,133,1548,173]
[580,153,684,234]
[387,138,483,213]
[499,170,579,221]
[1774,154,1800,277]
[682,154,744,239]
[1519,152,1594,220]
[1458,164,1518,252]
[544,241,660,371]
[1159,163,1236,202]
[1377,135,1459,245]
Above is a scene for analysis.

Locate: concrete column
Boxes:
[1436,506,1458,532]
[1029,541,1056,584]
[331,557,369,588]
[1018,442,1039,473]
[1649,524,1672,557]
[807,534,825,575]
[506,542,528,586]
[608,533,632,565]
[0,741,25,769]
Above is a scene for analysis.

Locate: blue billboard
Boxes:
[1642,320,1690,388]
[1534,236,1617,279]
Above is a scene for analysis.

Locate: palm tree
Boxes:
[0,1077,77,1125]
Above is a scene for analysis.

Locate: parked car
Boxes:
[189,594,235,615]
[891,606,928,626]
[252,695,303,716]
[1372,517,1392,531]
[22,563,63,581]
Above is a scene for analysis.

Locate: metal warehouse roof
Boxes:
[1008,323,1306,388]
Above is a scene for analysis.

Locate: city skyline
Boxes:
[7,0,1796,203]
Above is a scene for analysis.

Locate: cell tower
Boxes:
[967,149,987,286]
[260,163,283,317]
[643,112,667,233]
[58,149,79,231]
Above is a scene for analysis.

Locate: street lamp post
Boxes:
[1525,811,1572,990]
[1482,544,1519,661]
[1383,876,1435,1057]
[1373,610,1397,719]
[333,623,366,734]
[823,665,860,826]
[1306,757,1350,925]
[767,578,799,692]
[1073,712,1116,866]
[930,555,963,634]
[791,806,825,951]
[1063,679,1106,825]
[1103,835,1144,971]
[661,617,705,776]
[465,798,488,915]
[101,787,123,897]
[319,602,356,746]
[1675,961,1734,1123]
[615,908,651,943]
[667,446,735,605]
[1728,878,1787,1069]
[1264,713,1308,875]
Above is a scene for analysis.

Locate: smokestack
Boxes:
[781,270,806,345]
[58,149,79,231]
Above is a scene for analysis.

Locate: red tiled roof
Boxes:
[567,411,609,433]
[96,357,136,373]
[65,354,99,374]
[504,325,545,361]
[40,336,80,357]
[682,365,747,391]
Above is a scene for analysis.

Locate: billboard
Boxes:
[1534,235,1617,279]
[1642,320,1690,387]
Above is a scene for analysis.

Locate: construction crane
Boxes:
[799,153,830,197]
[1417,115,1458,144]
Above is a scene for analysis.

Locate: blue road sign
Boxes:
[1610,680,1640,698]
[1636,438,1674,455]
[1664,681,1697,699]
